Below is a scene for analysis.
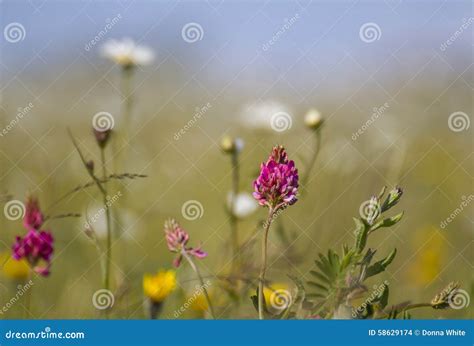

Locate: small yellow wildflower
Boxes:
[143,270,176,303]
[262,283,292,312]
[1,252,29,281]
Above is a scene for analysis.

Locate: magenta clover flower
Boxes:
[253,145,299,210]
[23,196,44,231]
[12,229,54,276]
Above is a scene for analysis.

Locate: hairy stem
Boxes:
[100,147,112,292]
[258,207,274,320]
[182,251,216,319]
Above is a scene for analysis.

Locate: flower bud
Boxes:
[93,128,112,149]
[304,109,324,130]
[381,187,403,212]
[220,136,244,154]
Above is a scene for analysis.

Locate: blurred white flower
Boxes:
[101,38,154,67]
[240,100,290,130]
[227,192,258,219]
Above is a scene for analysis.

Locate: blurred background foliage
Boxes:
[0,0,472,318]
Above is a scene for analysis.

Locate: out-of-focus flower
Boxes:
[189,290,210,314]
[253,145,299,210]
[143,270,177,303]
[93,128,112,149]
[23,196,43,231]
[0,252,29,281]
[407,226,445,286]
[220,136,244,154]
[12,229,54,276]
[304,108,324,130]
[101,38,154,68]
[227,192,258,218]
[240,100,290,130]
[164,219,207,267]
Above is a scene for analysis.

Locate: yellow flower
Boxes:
[262,283,292,313]
[1,252,29,281]
[408,226,445,286]
[189,291,209,313]
[143,270,176,302]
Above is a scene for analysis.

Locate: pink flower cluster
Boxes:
[164,219,207,267]
[253,146,299,209]
[12,197,54,276]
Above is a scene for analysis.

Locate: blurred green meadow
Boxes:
[0,0,472,319]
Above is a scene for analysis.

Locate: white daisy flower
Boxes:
[101,38,154,67]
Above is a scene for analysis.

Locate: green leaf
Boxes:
[354,217,369,253]
[370,212,404,233]
[365,249,397,279]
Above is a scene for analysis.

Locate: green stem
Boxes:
[182,251,216,319]
[258,208,274,320]
[100,148,112,292]
[122,66,134,141]
[400,303,432,313]
[301,130,322,194]
[229,152,240,275]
